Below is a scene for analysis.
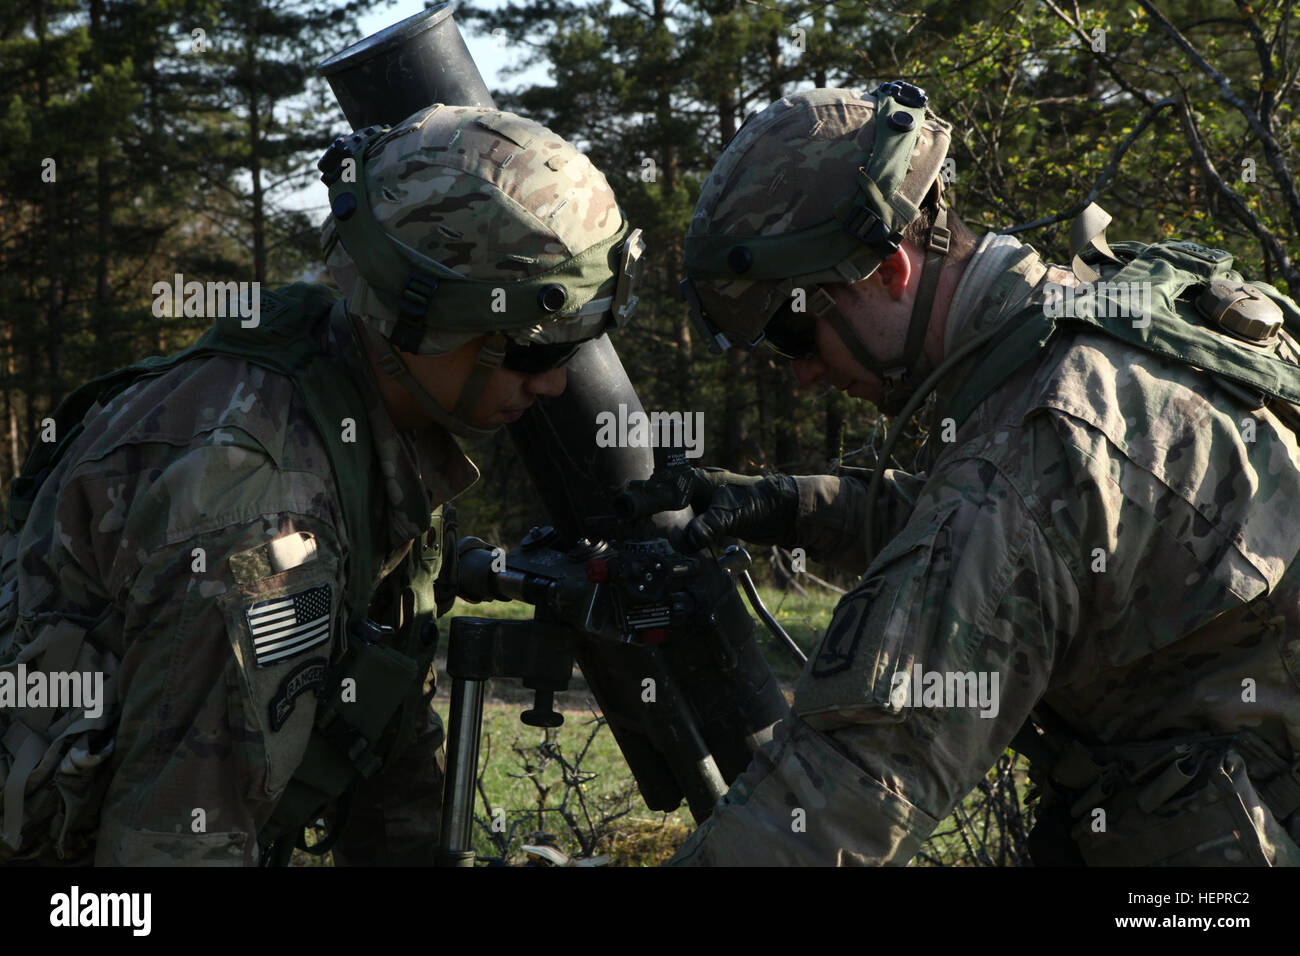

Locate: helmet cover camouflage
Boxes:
[321,104,643,354]
[682,86,951,348]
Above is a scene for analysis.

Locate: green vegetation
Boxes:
[290,583,1029,866]
[434,585,1031,867]
[441,582,830,866]
[8,2,1295,557]
[468,702,692,866]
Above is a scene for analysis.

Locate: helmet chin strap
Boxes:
[353,311,507,443]
[809,202,951,417]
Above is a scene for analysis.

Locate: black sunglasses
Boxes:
[761,301,817,360]
[501,339,583,374]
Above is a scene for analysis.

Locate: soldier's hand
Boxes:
[684,468,799,551]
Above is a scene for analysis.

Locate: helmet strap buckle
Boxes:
[680,277,731,353]
[844,203,902,257]
[390,273,440,352]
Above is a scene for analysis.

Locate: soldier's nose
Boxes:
[791,357,826,387]
[526,365,568,397]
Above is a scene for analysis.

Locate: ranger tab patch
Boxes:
[247,584,332,668]
[268,657,328,731]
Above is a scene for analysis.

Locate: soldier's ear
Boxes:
[874,248,913,301]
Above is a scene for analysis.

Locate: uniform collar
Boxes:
[326,301,479,548]
[933,234,1050,405]
[942,232,1036,356]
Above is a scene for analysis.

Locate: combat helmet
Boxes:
[319,103,644,439]
[680,83,952,415]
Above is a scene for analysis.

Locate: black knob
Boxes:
[522,525,558,550]
[538,284,568,313]
[887,111,915,132]
[521,689,564,728]
[332,193,358,221]
[727,245,753,274]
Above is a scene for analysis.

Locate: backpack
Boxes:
[940,237,1300,430]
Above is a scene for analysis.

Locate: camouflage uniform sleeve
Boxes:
[793,466,928,571]
[89,446,347,866]
[671,451,1079,865]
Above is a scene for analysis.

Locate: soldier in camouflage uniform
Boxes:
[0,104,642,865]
[672,85,1300,865]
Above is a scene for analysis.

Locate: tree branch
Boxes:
[1039,0,1155,106]
[1233,0,1276,129]
[1137,0,1300,236]
[1177,96,1300,291]
[997,97,1177,236]
[773,545,846,595]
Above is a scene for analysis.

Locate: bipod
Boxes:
[437,616,574,866]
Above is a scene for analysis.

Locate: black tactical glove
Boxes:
[683,467,799,551]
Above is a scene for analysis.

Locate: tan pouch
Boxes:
[1069,735,1300,866]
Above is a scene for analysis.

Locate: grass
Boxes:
[467,701,692,866]
[428,584,830,866]
[446,584,1034,866]
[738,583,839,679]
[291,581,1032,866]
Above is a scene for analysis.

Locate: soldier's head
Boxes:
[681,84,975,415]
[320,104,643,439]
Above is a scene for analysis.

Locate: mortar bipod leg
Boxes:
[438,619,492,866]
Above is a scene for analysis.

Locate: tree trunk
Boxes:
[654,0,692,408]
[762,29,798,469]
[812,6,827,87]
[824,389,845,469]
[717,22,743,470]
[37,0,63,410]
[92,0,113,373]
[772,366,799,469]
[0,194,17,480]
[721,347,746,469]
[245,32,266,283]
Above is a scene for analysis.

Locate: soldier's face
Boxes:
[474,363,569,426]
[394,336,569,429]
[790,287,910,404]
[788,247,928,404]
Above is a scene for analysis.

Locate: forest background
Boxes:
[2,0,1298,580]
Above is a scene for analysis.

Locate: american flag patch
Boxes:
[247,584,332,668]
